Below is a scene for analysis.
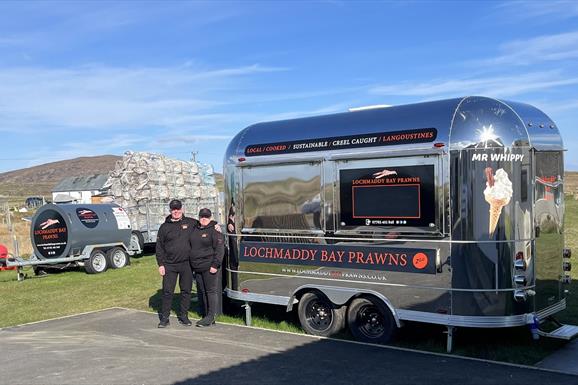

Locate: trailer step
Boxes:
[539,324,578,340]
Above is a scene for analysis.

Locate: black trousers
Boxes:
[160,261,193,321]
[195,269,219,318]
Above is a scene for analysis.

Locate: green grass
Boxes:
[2,196,578,366]
[0,256,159,327]
[0,255,303,335]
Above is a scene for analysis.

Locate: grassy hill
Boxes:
[0,155,121,205]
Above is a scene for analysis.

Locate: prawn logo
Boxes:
[76,208,99,229]
[39,218,60,230]
[412,253,428,270]
[373,169,397,179]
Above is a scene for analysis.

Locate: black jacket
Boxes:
[156,215,198,266]
[189,220,224,272]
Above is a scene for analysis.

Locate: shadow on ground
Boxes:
[171,336,575,385]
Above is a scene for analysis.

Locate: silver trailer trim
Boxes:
[236,147,448,166]
[396,309,532,328]
[225,288,295,306]
[230,268,536,292]
[230,232,534,244]
[536,300,566,321]
[227,287,565,328]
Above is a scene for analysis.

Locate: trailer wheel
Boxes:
[298,291,345,337]
[130,231,144,256]
[85,249,108,274]
[106,247,129,269]
[347,297,396,344]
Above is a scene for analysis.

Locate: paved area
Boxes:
[538,338,578,374]
[1,308,577,385]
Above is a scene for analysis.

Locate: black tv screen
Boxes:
[340,165,435,228]
[353,184,421,218]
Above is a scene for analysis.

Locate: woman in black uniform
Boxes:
[189,208,224,327]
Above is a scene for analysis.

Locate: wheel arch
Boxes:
[288,284,401,327]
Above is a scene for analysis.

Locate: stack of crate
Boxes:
[104,151,219,230]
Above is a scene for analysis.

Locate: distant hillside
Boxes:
[0,155,225,205]
[0,155,121,184]
[0,155,121,201]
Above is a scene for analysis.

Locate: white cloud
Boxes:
[0,36,30,46]
[530,99,578,114]
[474,31,578,66]
[0,64,287,133]
[158,134,233,144]
[19,134,147,169]
[493,1,578,22]
[6,130,235,171]
[369,71,578,99]
[0,2,241,52]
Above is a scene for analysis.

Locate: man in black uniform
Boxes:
[189,208,224,327]
[155,199,195,328]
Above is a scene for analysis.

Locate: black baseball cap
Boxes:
[169,199,182,210]
[198,208,212,218]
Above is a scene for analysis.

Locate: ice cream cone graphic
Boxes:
[484,167,513,235]
[487,196,509,234]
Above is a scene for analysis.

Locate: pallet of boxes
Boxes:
[104,151,220,249]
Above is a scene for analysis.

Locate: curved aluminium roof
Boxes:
[225,96,562,164]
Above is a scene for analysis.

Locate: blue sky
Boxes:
[0,0,577,172]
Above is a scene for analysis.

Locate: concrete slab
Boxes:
[537,338,578,374]
[0,308,576,385]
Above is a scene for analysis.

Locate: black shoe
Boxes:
[158,320,170,328]
[196,316,215,327]
[178,316,192,326]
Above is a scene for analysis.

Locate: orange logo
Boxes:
[412,253,428,269]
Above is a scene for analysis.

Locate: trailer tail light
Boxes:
[514,252,526,271]
[434,142,445,148]
[563,261,572,272]
[563,248,572,258]
[238,157,246,163]
[514,275,527,285]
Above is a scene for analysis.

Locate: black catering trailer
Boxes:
[7,203,141,278]
[222,96,576,351]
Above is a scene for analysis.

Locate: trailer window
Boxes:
[241,162,322,231]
